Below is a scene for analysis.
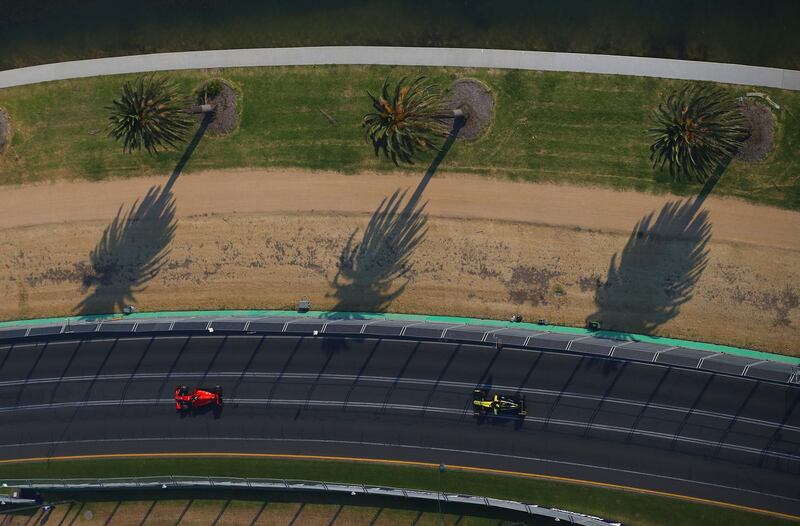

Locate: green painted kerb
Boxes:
[0,310,797,365]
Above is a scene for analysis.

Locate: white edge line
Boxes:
[1,437,796,506]
[4,436,797,505]
[0,405,796,464]
[652,346,678,363]
[697,352,725,369]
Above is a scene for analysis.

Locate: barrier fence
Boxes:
[0,476,622,525]
[1,314,797,384]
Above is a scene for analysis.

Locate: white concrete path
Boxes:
[1,46,799,90]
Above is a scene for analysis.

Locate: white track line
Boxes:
[2,334,788,391]
[1,397,797,462]
[0,436,798,506]
[1,371,796,433]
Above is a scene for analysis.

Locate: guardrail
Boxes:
[0,476,622,525]
[0,314,797,385]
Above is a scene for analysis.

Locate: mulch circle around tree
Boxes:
[197,79,240,135]
[736,98,775,162]
[0,108,9,154]
[446,78,495,141]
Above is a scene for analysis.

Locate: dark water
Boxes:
[1,0,798,70]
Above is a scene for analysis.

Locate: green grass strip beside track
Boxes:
[0,309,797,365]
[0,457,794,526]
[3,67,800,210]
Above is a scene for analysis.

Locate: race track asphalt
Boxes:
[0,334,798,516]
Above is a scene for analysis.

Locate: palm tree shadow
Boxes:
[327,120,463,316]
[76,117,210,315]
[587,185,713,335]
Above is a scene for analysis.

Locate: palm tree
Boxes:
[363,76,466,165]
[106,76,194,155]
[649,85,749,182]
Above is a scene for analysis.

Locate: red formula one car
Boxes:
[175,385,223,411]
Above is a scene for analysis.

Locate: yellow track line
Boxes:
[0,452,797,522]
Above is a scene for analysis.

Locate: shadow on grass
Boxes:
[326,121,463,316]
[587,178,716,335]
[76,118,209,315]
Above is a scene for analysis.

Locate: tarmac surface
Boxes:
[0,334,798,516]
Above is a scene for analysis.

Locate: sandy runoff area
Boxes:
[0,168,798,354]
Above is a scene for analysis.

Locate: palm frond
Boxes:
[649,84,749,182]
[106,75,193,155]
[362,76,452,165]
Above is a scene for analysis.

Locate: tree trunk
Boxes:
[436,107,468,121]
[188,104,214,114]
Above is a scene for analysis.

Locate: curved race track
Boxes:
[0,334,798,516]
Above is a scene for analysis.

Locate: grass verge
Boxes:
[1,65,799,210]
[0,457,794,526]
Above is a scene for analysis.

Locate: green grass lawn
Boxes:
[1,65,799,210]
[0,457,793,526]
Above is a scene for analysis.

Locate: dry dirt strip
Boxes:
[0,169,798,354]
[2,169,798,249]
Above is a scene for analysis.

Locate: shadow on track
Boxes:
[76,117,209,315]
[178,402,223,420]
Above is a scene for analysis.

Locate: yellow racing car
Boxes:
[472,389,527,417]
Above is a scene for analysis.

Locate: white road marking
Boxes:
[0,397,797,462]
[0,336,193,349]
[0,335,537,352]
[0,436,797,506]
[1,334,790,390]
[1,371,796,433]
